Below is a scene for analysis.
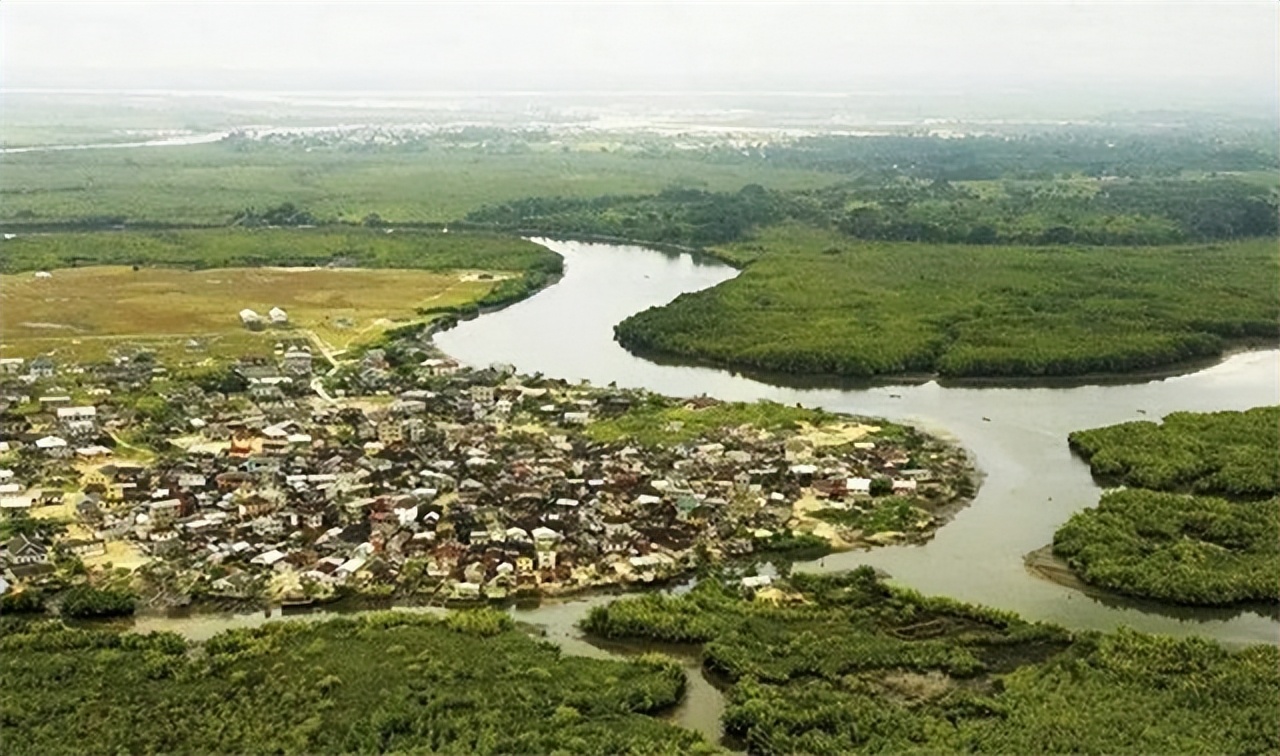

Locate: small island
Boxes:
[1034,407,1279,605]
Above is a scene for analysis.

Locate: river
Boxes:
[126,237,1277,744]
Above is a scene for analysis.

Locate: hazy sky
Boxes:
[2,1,1276,95]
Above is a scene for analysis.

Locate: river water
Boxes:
[435,238,1280,645]
[124,237,1276,743]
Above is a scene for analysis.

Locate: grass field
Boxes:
[0,141,837,226]
[0,266,496,363]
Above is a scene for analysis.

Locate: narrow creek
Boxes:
[123,237,1278,743]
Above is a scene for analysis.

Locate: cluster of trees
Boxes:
[0,609,711,755]
[583,570,1280,755]
[749,130,1280,181]
[584,396,825,447]
[57,585,136,618]
[1068,407,1279,496]
[467,176,1278,249]
[1055,408,1279,605]
[812,495,927,534]
[1053,489,1279,605]
[613,229,1278,379]
[466,184,781,248]
[0,228,558,276]
[230,202,318,227]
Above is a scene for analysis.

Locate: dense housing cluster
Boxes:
[0,328,970,612]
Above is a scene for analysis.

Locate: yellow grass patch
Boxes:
[0,266,496,362]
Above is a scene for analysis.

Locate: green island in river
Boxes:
[1047,407,1280,606]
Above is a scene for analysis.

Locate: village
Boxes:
[0,320,974,612]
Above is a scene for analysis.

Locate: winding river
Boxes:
[125,237,1277,744]
[436,238,1280,645]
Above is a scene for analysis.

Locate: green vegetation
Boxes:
[0,139,834,227]
[582,569,1280,755]
[613,226,1277,378]
[812,496,931,535]
[0,609,710,755]
[1053,489,1279,605]
[0,227,557,276]
[56,585,136,618]
[1068,407,1280,496]
[585,396,825,447]
[1053,408,1280,605]
[468,177,1279,247]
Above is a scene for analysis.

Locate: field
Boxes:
[614,224,1279,379]
[0,141,837,226]
[0,228,560,362]
[0,266,496,363]
[582,569,1280,754]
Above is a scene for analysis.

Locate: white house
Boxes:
[268,307,289,324]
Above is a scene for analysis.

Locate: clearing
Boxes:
[0,266,497,362]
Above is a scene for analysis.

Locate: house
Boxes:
[75,445,113,460]
[63,538,107,558]
[419,358,460,376]
[149,498,182,526]
[28,356,55,378]
[35,436,69,456]
[846,477,873,497]
[282,347,312,376]
[470,386,495,405]
[0,358,24,375]
[377,421,404,446]
[239,309,264,329]
[251,549,289,569]
[892,479,919,494]
[268,307,289,325]
[4,534,49,565]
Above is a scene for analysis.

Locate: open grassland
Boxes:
[0,266,495,363]
[583,570,1280,754]
[0,228,560,362]
[0,610,707,756]
[614,225,1279,379]
[0,142,837,226]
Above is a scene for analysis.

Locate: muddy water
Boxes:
[124,237,1277,742]
[436,238,1280,645]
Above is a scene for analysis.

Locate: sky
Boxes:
[2,1,1276,100]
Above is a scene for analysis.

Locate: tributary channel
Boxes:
[128,238,1280,744]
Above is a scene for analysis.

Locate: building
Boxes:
[239,309,264,329]
[28,356,55,378]
[268,307,289,325]
[282,347,313,376]
[4,534,49,565]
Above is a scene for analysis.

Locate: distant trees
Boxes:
[58,585,136,619]
[230,202,317,227]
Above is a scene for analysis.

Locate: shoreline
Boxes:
[616,338,1279,391]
